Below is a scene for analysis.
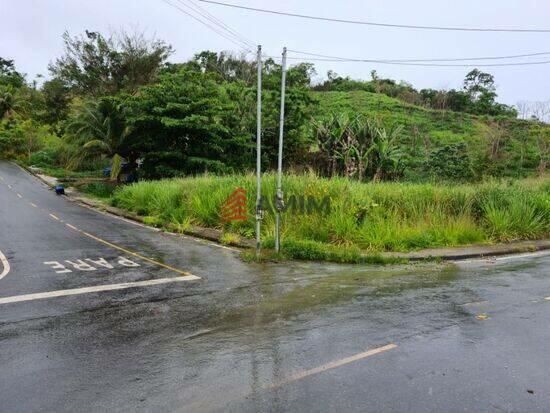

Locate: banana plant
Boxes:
[370,124,404,182]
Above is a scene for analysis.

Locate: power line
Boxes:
[176,0,255,49]
[198,0,550,33]
[283,49,550,67]
[288,49,550,63]
[160,0,253,52]
[286,57,550,67]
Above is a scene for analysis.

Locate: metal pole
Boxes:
[275,47,287,253]
[255,45,263,257]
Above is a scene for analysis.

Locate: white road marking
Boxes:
[8,174,200,280]
[489,251,550,261]
[0,250,10,281]
[457,250,550,265]
[0,176,4,181]
[86,257,114,269]
[266,343,397,389]
[208,242,240,252]
[462,300,489,307]
[30,202,38,208]
[544,297,550,301]
[8,184,12,189]
[80,230,196,277]
[43,208,198,278]
[0,276,200,305]
[78,198,239,252]
[65,259,97,271]
[77,202,160,231]
[44,261,72,274]
[16,193,22,198]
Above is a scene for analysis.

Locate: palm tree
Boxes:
[66,97,132,179]
[0,85,28,119]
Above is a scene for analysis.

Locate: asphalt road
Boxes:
[1,160,549,412]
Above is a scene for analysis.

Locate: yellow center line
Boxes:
[266,343,397,390]
[80,231,198,278]
[40,203,199,278]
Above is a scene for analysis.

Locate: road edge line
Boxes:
[0,249,11,281]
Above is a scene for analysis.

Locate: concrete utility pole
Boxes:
[275,47,287,253]
[255,45,263,257]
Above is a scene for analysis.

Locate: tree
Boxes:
[194,50,256,85]
[38,78,71,127]
[462,69,517,117]
[65,97,133,178]
[463,69,496,101]
[0,85,27,119]
[315,114,350,177]
[426,142,473,181]
[529,124,550,175]
[370,125,403,182]
[258,61,316,168]
[127,66,247,178]
[349,117,378,181]
[49,30,173,96]
[0,57,25,88]
[517,101,550,123]
[0,58,28,119]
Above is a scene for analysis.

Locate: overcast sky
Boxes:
[2,0,549,104]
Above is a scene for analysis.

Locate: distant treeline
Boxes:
[1,29,548,181]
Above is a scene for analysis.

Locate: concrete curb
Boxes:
[379,240,550,262]
[19,163,550,262]
[16,163,253,249]
[71,195,255,249]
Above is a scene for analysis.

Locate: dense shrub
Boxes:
[112,173,550,255]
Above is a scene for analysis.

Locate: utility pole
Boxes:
[255,45,263,257]
[275,47,287,253]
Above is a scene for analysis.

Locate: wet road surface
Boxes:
[1,160,549,412]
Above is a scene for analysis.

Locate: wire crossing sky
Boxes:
[198,0,550,33]
[285,49,550,67]
[2,0,549,104]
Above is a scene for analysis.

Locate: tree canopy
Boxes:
[49,30,173,96]
[0,29,547,182]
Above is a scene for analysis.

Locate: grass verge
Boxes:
[109,173,549,262]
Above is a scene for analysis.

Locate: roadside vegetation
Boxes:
[1,29,549,261]
[110,174,550,261]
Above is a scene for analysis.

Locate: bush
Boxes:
[80,182,116,199]
[112,173,550,257]
[29,150,57,167]
[425,142,474,181]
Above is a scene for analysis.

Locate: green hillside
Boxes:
[311,90,542,180]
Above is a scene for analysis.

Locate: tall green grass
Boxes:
[111,174,550,255]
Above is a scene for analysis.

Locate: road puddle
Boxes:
[207,262,460,331]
